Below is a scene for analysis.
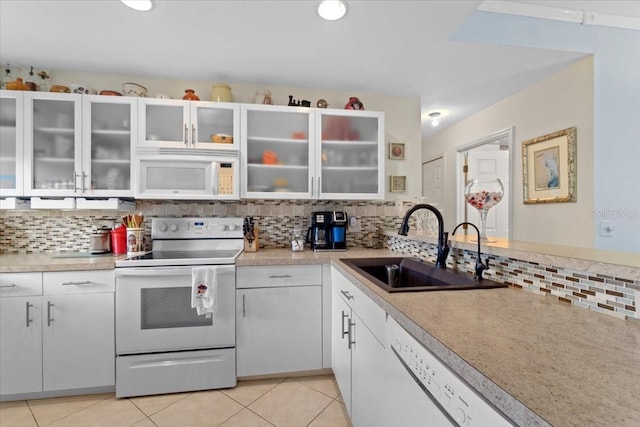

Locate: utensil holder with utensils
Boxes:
[126,228,145,255]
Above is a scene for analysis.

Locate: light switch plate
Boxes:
[599,220,615,237]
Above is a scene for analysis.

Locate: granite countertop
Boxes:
[0,253,121,272]
[2,249,639,426]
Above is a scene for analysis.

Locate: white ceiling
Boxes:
[1,0,637,138]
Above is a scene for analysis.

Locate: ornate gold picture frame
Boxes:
[522,127,577,204]
[390,175,406,193]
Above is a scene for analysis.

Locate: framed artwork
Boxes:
[389,142,405,160]
[522,127,577,204]
[390,175,406,193]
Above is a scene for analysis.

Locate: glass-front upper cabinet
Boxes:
[0,90,24,197]
[316,109,384,200]
[241,104,315,199]
[138,98,239,151]
[23,92,82,196]
[82,95,136,196]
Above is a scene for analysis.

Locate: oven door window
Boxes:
[141,287,212,329]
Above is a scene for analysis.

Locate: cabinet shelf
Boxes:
[322,139,378,146]
[35,127,75,135]
[321,166,378,172]
[248,163,308,170]
[247,136,308,145]
[35,157,74,163]
[92,159,130,165]
[91,129,131,136]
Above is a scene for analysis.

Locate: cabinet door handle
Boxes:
[0,284,17,288]
[61,281,94,286]
[341,311,349,339]
[317,177,321,197]
[184,124,189,146]
[191,124,196,147]
[268,274,292,279]
[82,171,87,193]
[340,290,354,300]
[311,177,315,198]
[73,170,79,192]
[348,319,356,349]
[242,294,246,318]
[26,301,33,327]
[47,301,54,327]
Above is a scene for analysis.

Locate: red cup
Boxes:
[110,226,127,254]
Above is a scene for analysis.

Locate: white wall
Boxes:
[423,56,594,248]
[45,69,422,201]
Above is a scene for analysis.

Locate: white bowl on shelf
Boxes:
[122,82,148,97]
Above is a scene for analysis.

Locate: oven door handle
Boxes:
[115,266,234,277]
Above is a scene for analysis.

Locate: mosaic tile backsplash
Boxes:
[1,199,637,321]
[385,236,639,321]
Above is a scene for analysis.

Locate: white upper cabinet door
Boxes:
[0,90,25,197]
[316,109,384,200]
[81,95,137,197]
[138,98,239,150]
[241,104,315,199]
[23,92,82,196]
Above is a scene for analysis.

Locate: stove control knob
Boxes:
[158,223,167,232]
[169,224,179,232]
[227,224,237,231]
[454,408,466,424]
[216,224,228,232]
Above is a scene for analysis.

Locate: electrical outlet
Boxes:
[349,216,361,232]
[599,220,615,237]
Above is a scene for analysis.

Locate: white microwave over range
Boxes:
[135,150,239,200]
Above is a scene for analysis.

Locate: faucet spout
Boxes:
[451,222,490,280]
[398,204,449,268]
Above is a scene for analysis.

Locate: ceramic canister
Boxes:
[211,83,233,102]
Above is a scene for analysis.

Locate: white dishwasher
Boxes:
[386,317,514,427]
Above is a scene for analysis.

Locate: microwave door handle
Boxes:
[212,162,218,195]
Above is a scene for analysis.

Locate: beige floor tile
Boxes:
[151,390,243,427]
[130,392,191,416]
[221,378,284,406]
[249,381,332,427]
[47,396,146,427]
[289,375,340,399]
[28,393,112,426]
[219,408,274,427]
[131,417,157,427]
[336,393,344,403]
[0,401,37,427]
[308,400,352,427]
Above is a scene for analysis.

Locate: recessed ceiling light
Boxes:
[318,0,348,21]
[121,0,153,12]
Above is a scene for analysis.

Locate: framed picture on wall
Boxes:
[389,142,405,160]
[522,127,577,204]
[390,175,407,193]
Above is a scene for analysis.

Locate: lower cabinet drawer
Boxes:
[0,272,42,297]
[44,270,115,294]
[237,265,322,288]
[116,348,236,398]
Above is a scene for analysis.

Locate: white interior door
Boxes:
[422,156,444,210]
[465,148,510,238]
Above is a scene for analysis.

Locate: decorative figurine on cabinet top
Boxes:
[183,89,200,101]
[345,97,364,110]
[288,95,311,107]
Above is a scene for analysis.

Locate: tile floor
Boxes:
[0,375,352,427]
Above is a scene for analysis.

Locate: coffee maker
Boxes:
[307,211,347,251]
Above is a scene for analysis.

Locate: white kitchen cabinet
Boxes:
[236,265,323,377]
[0,272,43,395]
[241,104,315,198]
[23,92,137,198]
[316,109,384,200]
[241,104,385,200]
[0,270,115,399]
[0,90,25,197]
[331,267,387,427]
[138,98,239,151]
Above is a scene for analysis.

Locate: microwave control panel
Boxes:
[218,163,234,195]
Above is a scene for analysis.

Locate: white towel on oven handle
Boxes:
[192,267,217,317]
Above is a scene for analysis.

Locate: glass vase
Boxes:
[464,178,504,242]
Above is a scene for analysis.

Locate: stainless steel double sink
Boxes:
[340,257,507,293]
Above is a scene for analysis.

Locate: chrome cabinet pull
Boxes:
[0,284,17,288]
[348,319,356,349]
[268,274,292,279]
[191,124,196,147]
[47,301,54,327]
[341,311,349,339]
[317,177,321,196]
[61,281,94,286]
[242,294,246,318]
[82,171,87,193]
[26,302,33,327]
[184,124,189,146]
[311,177,315,198]
[73,170,79,192]
[340,290,354,300]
